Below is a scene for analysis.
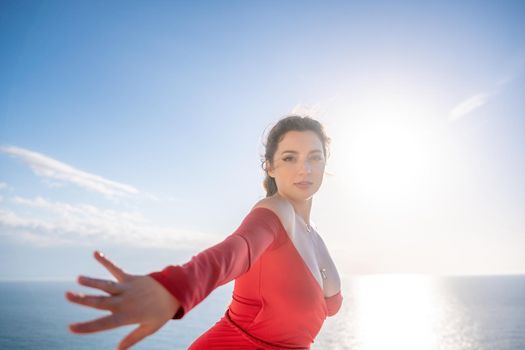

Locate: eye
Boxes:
[283,156,294,162]
[311,155,323,161]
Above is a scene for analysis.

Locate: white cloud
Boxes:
[449,64,524,122]
[0,196,218,250]
[0,182,8,190]
[449,92,491,122]
[0,146,139,198]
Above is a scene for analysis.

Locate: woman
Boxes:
[66,115,343,349]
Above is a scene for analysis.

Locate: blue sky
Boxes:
[1,0,524,280]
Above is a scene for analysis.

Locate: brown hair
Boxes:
[261,115,331,197]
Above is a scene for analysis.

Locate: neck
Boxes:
[276,192,313,225]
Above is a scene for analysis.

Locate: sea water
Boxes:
[1,274,524,350]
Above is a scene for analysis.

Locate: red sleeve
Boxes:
[148,207,284,319]
[325,290,343,316]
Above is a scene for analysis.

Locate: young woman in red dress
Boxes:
[66,115,343,349]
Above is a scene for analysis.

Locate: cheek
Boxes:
[274,168,294,183]
[276,171,291,181]
[315,164,325,174]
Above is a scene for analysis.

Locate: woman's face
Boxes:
[268,130,326,202]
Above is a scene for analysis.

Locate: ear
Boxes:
[266,160,275,178]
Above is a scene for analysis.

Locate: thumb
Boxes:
[117,324,154,350]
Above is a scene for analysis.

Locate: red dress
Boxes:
[149,207,343,349]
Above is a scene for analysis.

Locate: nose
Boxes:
[298,159,312,174]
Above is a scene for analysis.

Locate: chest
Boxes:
[287,220,337,297]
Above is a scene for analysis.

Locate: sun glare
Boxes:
[331,275,485,350]
[353,274,442,350]
[350,121,433,197]
[331,87,446,211]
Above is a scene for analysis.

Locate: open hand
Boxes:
[65,251,180,350]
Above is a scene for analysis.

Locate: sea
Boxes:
[1,274,524,350]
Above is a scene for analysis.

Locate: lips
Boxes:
[294,181,313,189]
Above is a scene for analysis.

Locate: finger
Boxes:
[94,251,128,282]
[77,275,124,295]
[69,313,127,334]
[65,291,120,311]
[118,324,154,350]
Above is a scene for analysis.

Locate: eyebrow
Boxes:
[280,149,323,155]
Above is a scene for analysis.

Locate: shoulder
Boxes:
[251,196,295,235]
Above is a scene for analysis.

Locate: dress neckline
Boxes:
[250,207,327,301]
[285,231,325,295]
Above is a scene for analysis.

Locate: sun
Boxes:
[351,120,433,197]
[330,88,445,211]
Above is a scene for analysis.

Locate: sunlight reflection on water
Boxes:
[314,274,500,350]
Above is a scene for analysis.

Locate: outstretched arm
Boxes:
[65,207,285,349]
[148,206,285,319]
